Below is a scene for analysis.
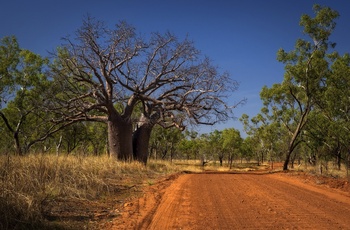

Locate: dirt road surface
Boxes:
[109,172,350,229]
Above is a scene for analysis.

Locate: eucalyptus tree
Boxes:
[207,130,224,165]
[240,137,254,162]
[0,36,69,155]
[301,111,333,166]
[241,110,285,165]
[240,113,263,163]
[50,17,242,162]
[222,128,242,168]
[320,53,350,170]
[178,130,199,160]
[260,5,339,170]
[148,125,183,161]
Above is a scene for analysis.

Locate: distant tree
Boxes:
[50,17,243,162]
[206,130,224,165]
[178,130,198,160]
[222,128,242,169]
[240,137,255,162]
[149,125,183,161]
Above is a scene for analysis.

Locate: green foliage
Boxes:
[222,128,241,153]
[0,36,52,154]
[149,125,184,160]
[256,5,340,169]
[0,36,19,105]
[1,5,349,176]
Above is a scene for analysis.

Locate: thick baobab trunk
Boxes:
[133,113,156,164]
[133,123,153,164]
[108,112,133,161]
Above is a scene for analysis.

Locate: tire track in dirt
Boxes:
[142,172,350,230]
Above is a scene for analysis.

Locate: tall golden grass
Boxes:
[0,154,180,229]
[1,154,347,229]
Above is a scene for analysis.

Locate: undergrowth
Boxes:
[0,154,180,230]
[2,154,347,229]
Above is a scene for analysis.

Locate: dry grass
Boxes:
[172,159,271,172]
[0,154,181,230]
[3,154,347,229]
[294,161,350,179]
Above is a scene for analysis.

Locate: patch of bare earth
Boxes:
[106,169,350,229]
[99,174,180,229]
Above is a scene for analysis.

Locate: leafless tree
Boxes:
[49,16,244,162]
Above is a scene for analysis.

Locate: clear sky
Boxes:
[1,0,349,135]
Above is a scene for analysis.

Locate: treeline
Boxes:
[1,5,350,173]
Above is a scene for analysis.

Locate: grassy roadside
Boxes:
[0,154,181,230]
[1,155,348,229]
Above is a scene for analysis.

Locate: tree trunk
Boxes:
[14,131,23,156]
[229,154,234,169]
[132,123,153,164]
[347,152,350,182]
[133,112,158,164]
[56,135,62,156]
[283,149,293,171]
[219,156,223,166]
[336,149,341,170]
[283,105,309,170]
[108,111,133,161]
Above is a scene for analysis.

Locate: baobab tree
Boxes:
[49,17,243,162]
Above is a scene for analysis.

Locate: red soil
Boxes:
[105,170,350,229]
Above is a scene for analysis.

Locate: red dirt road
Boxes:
[110,172,350,229]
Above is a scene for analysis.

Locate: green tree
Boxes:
[222,128,242,169]
[0,36,65,155]
[240,137,255,162]
[149,125,183,161]
[207,130,224,166]
[0,36,17,105]
[260,5,339,170]
[320,53,350,172]
[178,130,198,160]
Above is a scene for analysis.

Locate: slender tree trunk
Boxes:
[283,149,292,170]
[13,131,23,156]
[283,104,310,170]
[56,135,62,156]
[336,149,341,170]
[219,156,223,166]
[108,111,133,161]
[229,153,234,169]
[0,112,24,155]
[347,152,350,182]
[346,148,350,182]
[283,130,302,170]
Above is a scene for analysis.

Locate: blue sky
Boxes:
[1,1,350,135]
